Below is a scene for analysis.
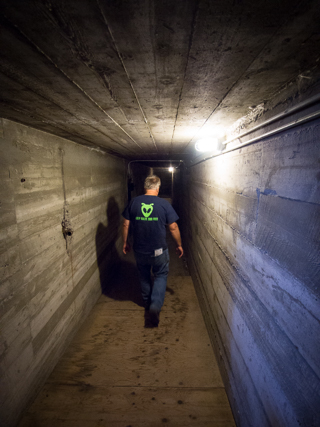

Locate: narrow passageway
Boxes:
[1,1,320,425]
[18,224,235,427]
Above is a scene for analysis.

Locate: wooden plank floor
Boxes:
[18,239,236,427]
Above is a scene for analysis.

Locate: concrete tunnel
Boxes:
[0,1,320,426]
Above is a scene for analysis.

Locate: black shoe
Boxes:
[149,309,160,327]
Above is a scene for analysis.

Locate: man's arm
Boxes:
[168,222,184,258]
[122,218,131,254]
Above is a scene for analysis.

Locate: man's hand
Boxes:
[122,218,130,255]
[123,241,131,255]
[169,222,183,258]
[176,245,184,258]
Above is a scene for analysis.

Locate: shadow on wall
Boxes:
[95,196,144,307]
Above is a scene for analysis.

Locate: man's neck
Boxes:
[145,189,159,196]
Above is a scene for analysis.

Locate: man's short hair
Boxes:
[144,175,161,190]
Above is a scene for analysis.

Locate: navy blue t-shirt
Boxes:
[122,195,179,254]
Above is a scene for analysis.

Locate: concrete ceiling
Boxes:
[1,0,320,161]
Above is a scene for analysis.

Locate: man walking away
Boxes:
[122,175,183,327]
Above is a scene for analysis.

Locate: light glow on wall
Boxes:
[197,126,226,139]
[195,137,219,152]
[195,126,226,153]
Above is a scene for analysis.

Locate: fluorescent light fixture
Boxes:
[168,167,174,172]
[195,137,219,152]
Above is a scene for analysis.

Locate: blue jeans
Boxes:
[134,249,169,312]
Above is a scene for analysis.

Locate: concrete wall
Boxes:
[179,118,320,426]
[0,119,127,427]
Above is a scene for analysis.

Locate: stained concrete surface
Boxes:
[1,0,320,160]
[0,119,128,427]
[179,118,320,427]
[17,228,235,426]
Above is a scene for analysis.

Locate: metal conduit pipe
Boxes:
[223,92,320,146]
[190,108,320,166]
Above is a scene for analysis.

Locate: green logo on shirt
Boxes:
[141,203,154,218]
[135,202,158,221]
